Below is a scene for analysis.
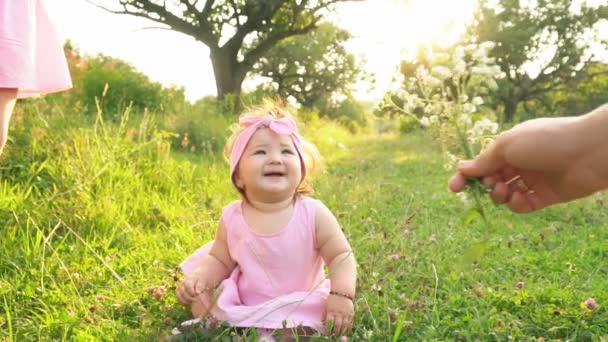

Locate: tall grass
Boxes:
[1,96,607,341]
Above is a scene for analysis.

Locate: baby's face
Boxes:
[234,127,303,201]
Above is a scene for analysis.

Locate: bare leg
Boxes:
[0,88,18,154]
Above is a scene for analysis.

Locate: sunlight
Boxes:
[335,0,478,99]
[49,0,480,102]
[396,0,477,56]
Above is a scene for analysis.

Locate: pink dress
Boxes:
[0,0,72,98]
[180,195,330,332]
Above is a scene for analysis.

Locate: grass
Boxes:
[0,106,607,341]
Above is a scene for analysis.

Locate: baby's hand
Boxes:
[324,293,354,336]
[176,277,216,310]
[176,277,199,305]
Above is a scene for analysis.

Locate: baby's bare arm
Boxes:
[176,220,236,305]
[316,202,357,295]
[316,201,357,335]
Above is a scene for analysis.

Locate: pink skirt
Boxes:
[0,0,72,98]
[180,241,330,332]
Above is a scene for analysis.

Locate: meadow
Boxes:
[0,98,607,341]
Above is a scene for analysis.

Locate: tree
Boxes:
[252,22,362,109]
[95,0,362,104]
[467,0,608,122]
[83,55,166,114]
[545,62,608,116]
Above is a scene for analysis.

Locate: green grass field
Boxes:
[1,109,607,341]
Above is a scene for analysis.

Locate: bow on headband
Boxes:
[229,115,306,181]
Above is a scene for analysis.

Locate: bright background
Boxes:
[47,0,479,102]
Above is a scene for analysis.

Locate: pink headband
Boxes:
[229,115,306,181]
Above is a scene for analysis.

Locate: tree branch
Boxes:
[240,20,319,71]
[88,0,218,47]
[223,0,289,55]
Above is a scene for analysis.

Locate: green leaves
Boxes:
[468,0,608,122]
[252,22,363,110]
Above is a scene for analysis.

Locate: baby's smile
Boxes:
[263,171,286,177]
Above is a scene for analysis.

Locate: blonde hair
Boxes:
[224,98,323,197]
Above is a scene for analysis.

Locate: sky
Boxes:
[46,0,604,103]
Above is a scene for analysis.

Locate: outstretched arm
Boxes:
[449,104,608,213]
[316,201,357,335]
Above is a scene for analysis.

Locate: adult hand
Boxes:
[448,112,608,213]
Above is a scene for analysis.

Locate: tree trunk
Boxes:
[503,97,519,123]
[210,48,246,111]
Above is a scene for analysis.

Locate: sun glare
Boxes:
[397,0,477,57]
[49,0,480,102]
[335,0,477,99]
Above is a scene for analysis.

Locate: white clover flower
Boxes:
[460,113,473,127]
[463,103,477,114]
[425,75,442,88]
[443,152,459,171]
[467,118,498,147]
[472,49,488,63]
[419,116,431,127]
[472,97,484,106]
[479,41,496,51]
[476,118,498,134]
[424,102,443,116]
[415,66,430,79]
[454,60,467,74]
[431,65,452,80]
[489,65,503,77]
[456,192,470,206]
[403,93,422,112]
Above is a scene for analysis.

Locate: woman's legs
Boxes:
[0,88,18,153]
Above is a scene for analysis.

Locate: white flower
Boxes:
[460,113,472,127]
[443,152,459,171]
[472,97,484,106]
[454,60,467,74]
[467,118,498,147]
[431,65,452,80]
[371,284,382,292]
[479,41,496,51]
[424,103,443,115]
[463,103,477,114]
[419,116,431,127]
[425,75,442,88]
[456,192,470,206]
[403,93,421,112]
